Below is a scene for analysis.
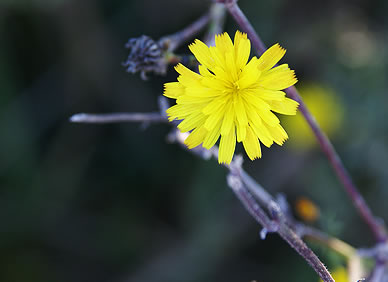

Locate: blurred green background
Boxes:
[1,0,388,281]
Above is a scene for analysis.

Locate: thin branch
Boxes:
[360,243,388,281]
[301,226,356,259]
[239,168,358,260]
[239,169,273,205]
[227,172,277,236]
[69,112,166,124]
[277,224,334,282]
[203,3,227,46]
[221,0,387,243]
[228,162,334,282]
[368,260,387,282]
[160,12,211,52]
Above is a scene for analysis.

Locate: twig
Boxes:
[239,169,273,205]
[239,165,365,280]
[203,3,226,46]
[160,13,211,52]
[227,172,277,236]
[239,168,358,260]
[278,224,334,281]
[360,243,388,281]
[69,112,166,124]
[228,162,333,282]
[301,226,356,259]
[368,260,387,282]
[219,0,387,243]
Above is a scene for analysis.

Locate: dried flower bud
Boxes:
[123,35,166,80]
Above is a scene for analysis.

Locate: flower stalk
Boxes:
[228,174,334,282]
[219,0,388,243]
[159,12,211,52]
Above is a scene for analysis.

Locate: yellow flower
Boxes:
[164,31,298,164]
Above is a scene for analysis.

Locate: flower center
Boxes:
[232,81,240,90]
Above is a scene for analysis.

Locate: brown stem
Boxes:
[222,0,387,243]
[277,225,334,282]
[227,168,334,282]
[160,13,211,52]
[203,3,227,45]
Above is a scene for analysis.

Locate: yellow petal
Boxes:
[164,82,184,99]
[203,119,222,149]
[257,43,286,72]
[265,63,290,73]
[209,46,226,70]
[176,95,212,105]
[185,85,222,98]
[233,31,247,52]
[242,91,271,112]
[166,104,203,121]
[235,34,251,70]
[265,123,288,145]
[211,66,232,85]
[184,126,207,149]
[238,57,261,89]
[236,124,246,142]
[218,127,236,164]
[234,95,248,127]
[221,103,235,136]
[177,112,207,132]
[259,64,297,90]
[215,32,234,56]
[270,98,299,115]
[257,109,280,126]
[251,87,286,101]
[204,104,226,131]
[198,65,213,77]
[245,103,263,128]
[202,95,229,115]
[189,39,214,69]
[225,51,238,82]
[250,120,273,148]
[201,76,229,91]
[243,126,261,160]
[175,63,201,80]
[178,74,202,88]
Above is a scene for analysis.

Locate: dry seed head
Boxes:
[123,35,166,80]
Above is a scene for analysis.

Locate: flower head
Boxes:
[123,35,166,80]
[164,31,298,164]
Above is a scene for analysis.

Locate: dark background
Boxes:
[1,0,388,281]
